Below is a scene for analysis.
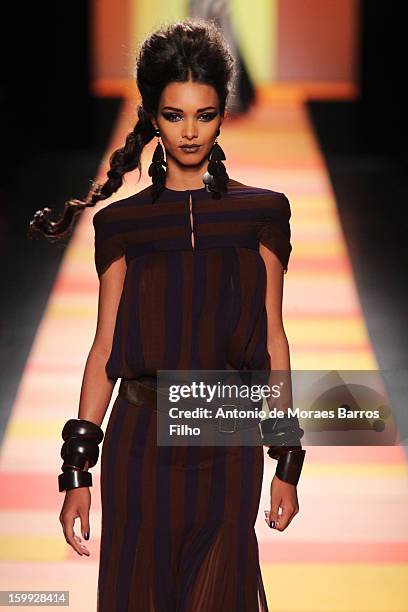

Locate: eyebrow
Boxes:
[161,106,217,113]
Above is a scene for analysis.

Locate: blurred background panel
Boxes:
[276,0,358,83]
[92,0,359,90]
[1,2,407,610]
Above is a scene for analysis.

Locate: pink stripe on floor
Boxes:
[0,474,101,510]
[259,541,408,563]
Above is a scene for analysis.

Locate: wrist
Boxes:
[274,448,306,486]
[58,418,104,492]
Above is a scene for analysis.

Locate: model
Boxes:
[29,18,306,612]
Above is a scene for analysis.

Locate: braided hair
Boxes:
[28,17,234,240]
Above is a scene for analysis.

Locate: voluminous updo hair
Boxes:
[28,17,235,241]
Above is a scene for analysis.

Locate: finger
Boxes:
[264,509,275,528]
[61,514,89,556]
[70,530,90,556]
[268,499,281,529]
[79,510,91,541]
[73,534,91,555]
[275,506,294,531]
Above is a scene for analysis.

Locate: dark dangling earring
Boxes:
[203,128,229,199]
[148,128,167,202]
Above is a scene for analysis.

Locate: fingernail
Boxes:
[269,520,275,528]
[84,532,90,540]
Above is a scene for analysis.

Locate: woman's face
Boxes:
[151,80,223,167]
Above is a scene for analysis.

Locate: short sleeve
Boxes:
[93,208,126,278]
[256,193,292,274]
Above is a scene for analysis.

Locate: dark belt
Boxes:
[119,377,157,410]
[118,377,262,435]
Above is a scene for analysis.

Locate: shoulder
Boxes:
[228,178,291,218]
[228,177,283,198]
[92,184,152,228]
[91,186,153,278]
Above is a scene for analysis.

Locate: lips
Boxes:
[180,145,201,151]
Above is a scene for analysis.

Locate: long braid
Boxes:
[27,105,155,241]
[28,18,235,241]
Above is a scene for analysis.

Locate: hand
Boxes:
[59,486,91,556]
[264,474,299,531]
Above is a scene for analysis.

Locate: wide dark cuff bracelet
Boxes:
[62,418,104,443]
[265,438,306,486]
[260,413,304,445]
[60,437,100,470]
[58,418,104,492]
[58,468,92,492]
[272,448,306,486]
[261,414,306,486]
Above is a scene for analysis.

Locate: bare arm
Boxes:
[259,243,291,411]
[261,244,290,366]
[259,244,299,532]
[77,254,127,428]
[59,254,127,556]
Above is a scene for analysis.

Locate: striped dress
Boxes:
[93,178,292,611]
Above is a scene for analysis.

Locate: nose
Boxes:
[181,118,198,141]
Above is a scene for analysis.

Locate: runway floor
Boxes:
[0,86,407,611]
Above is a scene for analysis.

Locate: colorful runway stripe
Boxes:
[1,84,406,610]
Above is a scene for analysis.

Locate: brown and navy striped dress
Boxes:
[93,177,292,611]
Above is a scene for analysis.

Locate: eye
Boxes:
[162,112,182,122]
[199,112,217,122]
